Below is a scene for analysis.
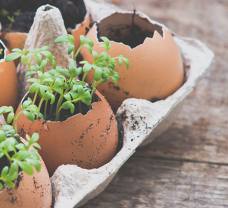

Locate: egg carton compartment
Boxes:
[51,2,214,208]
[7,1,214,207]
[52,36,214,208]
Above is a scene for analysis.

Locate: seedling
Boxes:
[6,35,128,121]
[0,106,41,190]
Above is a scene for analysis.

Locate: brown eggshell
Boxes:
[82,12,184,111]
[0,41,18,107]
[111,0,122,4]
[72,13,91,49]
[15,91,118,175]
[0,159,52,208]
[2,32,27,51]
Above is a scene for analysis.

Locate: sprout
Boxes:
[6,35,129,121]
[0,106,41,190]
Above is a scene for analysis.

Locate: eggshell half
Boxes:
[2,32,27,50]
[0,41,18,107]
[72,13,91,49]
[15,91,118,175]
[0,159,52,208]
[82,12,184,111]
[111,0,122,4]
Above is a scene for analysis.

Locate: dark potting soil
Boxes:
[0,0,87,32]
[27,92,100,122]
[101,24,154,48]
[0,157,10,174]
[97,11,163,48]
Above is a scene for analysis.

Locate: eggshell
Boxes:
[72,13,91,49]
[0,159,52,208]
[111,0,121,4]
[2,32,27,50]
[15,91,118,175]
[0,40,18,107]
[82,12,184,111]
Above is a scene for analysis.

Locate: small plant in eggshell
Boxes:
[6,35,129,121]
[6,35,128,174]
[0,106,41,190]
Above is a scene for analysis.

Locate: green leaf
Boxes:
[76,67,82,77]
[21,55,29,65]
[0,130,6,142]
[20,162,33,175]
[0,104,41,189]
[23,110,35,121]
[7,112,14,124]
[100,36,111,51]
[118,55,124,65]
[55,34,69,43]
[68,44,75,55]
[30,133,39,143]
[22,98,33,108]
[80,35,86,45]
[94,67,102,81]
[80,36,94,48]
[1,167,9,178]
[68,35,75,44]
[5,52,21,62]
[15,143,25,150]
[112,71,120,83]
[83,63,92,73]
[0,182,4,190]
[0,106,14,115]
[61,101,75,114]
[8,163,18,181]
[34,52,42,65]
[123,57,129,68]
[68,59,77,77]
[32,143,41,150]
[11,48,22,53]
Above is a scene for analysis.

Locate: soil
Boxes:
[97,11,163,48]
[116,113,124,152]
[0,157,10,174]
[0,0,87,32]
[25,91,100,122]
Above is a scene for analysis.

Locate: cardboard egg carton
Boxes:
[17,1,214,207]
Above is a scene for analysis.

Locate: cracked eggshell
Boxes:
[0,40,18,107]
[82,12,184,111]
[72,13,91,49]
[15,91,118,176]
[0,159,52,208]
[111,0,122,4]
[1,32,27,50]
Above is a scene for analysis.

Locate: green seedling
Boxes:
[0,106,41,191]
[6,35,129,121]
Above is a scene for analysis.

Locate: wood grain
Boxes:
[83,0,228,207]
[87,157,228,208]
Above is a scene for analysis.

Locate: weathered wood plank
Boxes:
[85,157,228,208]
[84,0,228,207]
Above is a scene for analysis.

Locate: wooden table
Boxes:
[84,1,228,207]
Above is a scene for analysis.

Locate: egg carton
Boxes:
[15,1,214,208]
